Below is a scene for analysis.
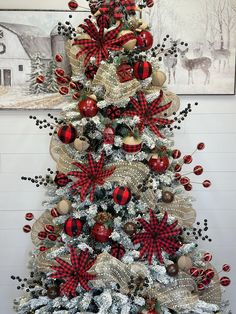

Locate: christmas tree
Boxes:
[13,1,231,313]
[28,53,46,95]
[45,60,59,93]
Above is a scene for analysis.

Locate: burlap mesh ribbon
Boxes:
[65,40,85,76]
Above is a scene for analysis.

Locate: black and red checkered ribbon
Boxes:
[67,151,115,202]
[73,17,135,66]
[50,247,96,296]
[123,90,173,138]
[99,0,136,20]
[133,209,182,265]
[122,142,142,153]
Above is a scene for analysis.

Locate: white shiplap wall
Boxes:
[0,0,236,313]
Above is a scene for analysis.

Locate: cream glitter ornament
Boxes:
[57,199,72,215]
[151,70,167,87]
[73,136,90,152]
[177,255,193,272]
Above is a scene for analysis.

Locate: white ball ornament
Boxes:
[177,255,193,271]
[57,199,72,215]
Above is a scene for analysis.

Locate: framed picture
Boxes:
[143,0,236,95]
[0,9,87,109]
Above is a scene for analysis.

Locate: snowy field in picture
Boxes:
[143,0,236,95]
[0,10,87,109]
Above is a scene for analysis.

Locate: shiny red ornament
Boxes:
[116,63,133,82]
[91,223,112,243]
[113,186,131,205]
[54,173,71,187]
[136,30,153,51]
[203,252,212,262]
[72,92,80,100]
[175,173,181,181]
[204,269,215,279]
[146,0,154,7]
[23,225,31,233]
[202,277,211,286]
[174,164,182,172]
[36,75,45,84]
[78,97,98,117]
[103,126,115,144]
[51,208,59,217]
[25,213,34,221]
[133,60,152,80]
[220,276,231,286]
[55,54,63,62]
[38,231,47,240]
[68,0,78,10]
[197,283,205,291]
[180,176,190,186]
[222,264,231,272]
[69,81,77,89]
[48,234,57,241]
[56,76,69,85]
[197,142,205,150]
[64,217,82,237]
[194,165,203,175]
[54,68,65,77]
[148,155,169,173]
[190,267,199,277]
[203,180,211,188]
[39,246,47,252]
[44,224,55,233]
[57,124,78,144]
[59,86,69,95]
[172,149,181,159]
[183,155,192,164]
[184,183,193,191]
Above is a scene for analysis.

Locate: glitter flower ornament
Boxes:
[124,90,173,138]
[50,248,96,296]
[73,17,136,66]
[133,209,182,264]
[67,151,115,202]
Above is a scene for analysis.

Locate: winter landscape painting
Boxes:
[143,0,236,95]
[0,10,87,109]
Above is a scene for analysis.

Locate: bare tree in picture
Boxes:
[223,0,236,49]
[178,47,212,85]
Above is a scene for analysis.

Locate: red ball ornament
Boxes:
[68,0,78,10]
[44,224,55,233]
[148,155,169,173]
[54,173,71,187]
[146,0,154,7]
[111,243,125,259]
[72,92,80,100]
[204,269,215,279]
[133,60,152,80]
[78,97,98,117]
[197,142,205,150]
[203,252,212,262]
[180,176,190,186]
[69,81,77,90]
[197,283,205,291]
[174,164,182,172]
[25,213,34,221]
[220,276,231,286]
[59,86,69,95]
[202,277,211,286]
[103,126,115,144]
[55,54,63,62]
[183,155,192,164]
[23,225,31,233]
[85,64,98,79]
[113,186,131,205]
[194,165,203,175]
[36,75,45,84]
[203,180,211,188]
[190,267,199,277]
[56,76,69,85]
[39,246,47,252]
[175,173,181,181]
[222,264,231,272]
[48,234,57,241]
[57,124,78,144]
[51,208,59,217]
[172,149,181,159]
[64,217,82,237]
[91,223,112,243]
[184,183,192,191]
[54,68,65,77]
[38,231,47,240]
[136,30,153,51]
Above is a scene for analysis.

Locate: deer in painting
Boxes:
[193,42,204,58]
[178,48,212,85]
[163,38,180,84]
[208,41,230,71]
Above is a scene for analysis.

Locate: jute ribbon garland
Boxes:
[92,62,141,103]
[35,247,71,272]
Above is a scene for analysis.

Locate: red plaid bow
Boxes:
[73,18,135,66]
[67,151,116,202]
[133,209,182,264]
[99,0,136,20]
[123,90,173,138]
[50,248,96,296]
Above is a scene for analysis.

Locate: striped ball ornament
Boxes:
[64,217,82,237]
[111,243,125,259]
[23,225,31,233]
[54,173,71,187]
[57,124,78,144]
[220,276,231,286]
[133,60,152,80]
[25,213,34,221]
[113,186,131,205]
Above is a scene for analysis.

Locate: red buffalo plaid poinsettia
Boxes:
[67,151,115,202]
[133,209,182,264]
[50,247,96,296]
[123,90,173,138]
[73,17,135,66]
[99,0,136,20]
